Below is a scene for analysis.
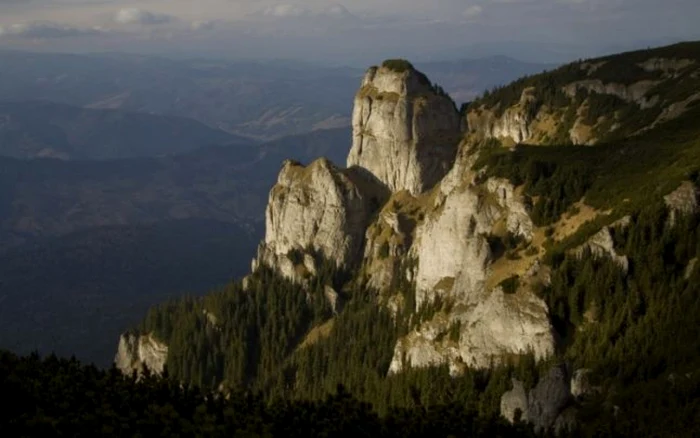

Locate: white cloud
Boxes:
[262,4,311,18]
[0,21,104,38]
[115,8,172,25]
[191,20,215,31]
[463,5,484,19]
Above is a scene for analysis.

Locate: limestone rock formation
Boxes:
[571,369,595,400]
[347,61,461,195]
[387,156,553,373]
[664,181,698,226]
[114,333,168,376]
[500,365,573,433]
[573,226,629,272]
[466,88,539,144]
[252,158,385,280]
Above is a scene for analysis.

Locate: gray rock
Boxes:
[664,181,698,226]
[347,63,461,195]
[114,333,168,376]
[500,365,574,434]
[528,365,572,432]
[501,379,529,423]
[571,368,594,399]
[253,158,383,280]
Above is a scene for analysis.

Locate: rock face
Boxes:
[114,333,168,376]
[664,181,698,226]
[573,226,629,272]
[252,158,385,280]
[387,160,553,373]
[347,62,461,195]
[500,365,573,433]
[466,88,539,144]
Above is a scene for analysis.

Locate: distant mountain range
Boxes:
[0,127,350,365]
[0,51,552,140]
[0,101,249,160]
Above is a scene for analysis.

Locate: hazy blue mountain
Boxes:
[0,101,249,160]
[0,127,351,365]
[0,219,260,366]
[0,51,551,140]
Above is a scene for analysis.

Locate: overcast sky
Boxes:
[0,0,698,65]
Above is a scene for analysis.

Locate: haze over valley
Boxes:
[1,0,699,435]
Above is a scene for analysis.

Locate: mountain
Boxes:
[0,51,551,140]
[0,101,249,160]
[0,219,259,367]
[0,127,350,366]
[118,42,700,436]
[417,56,556,104]
[0,127,350,250]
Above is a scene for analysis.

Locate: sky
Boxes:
[0,0,698,65]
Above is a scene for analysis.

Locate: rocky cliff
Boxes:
[251,157,386,280]
[114,333,168,376]
[466,53,700,146]
[250,61,555,373]
[116,44,700,435]
[347,61,462,195]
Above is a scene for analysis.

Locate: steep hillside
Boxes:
[466,42,700,146]
[119,43,700,435]
[0,101,248,160]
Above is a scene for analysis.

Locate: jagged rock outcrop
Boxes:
[571,369,595,400]
[347,61,461,195]
[573,226,629,272]
[639,57,695,74]
[664,181,698,226]
[114,333,168,376]
[466,88,539,144]
[389,287,555,373]
[563,80,660,109]
[252,158,385,280]
[500,365,574,433]
[387,153,553,373]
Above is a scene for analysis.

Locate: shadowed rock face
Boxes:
[347,63,462,196]
[500,365,573,433]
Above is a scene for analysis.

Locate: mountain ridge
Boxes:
[116,41,700,434]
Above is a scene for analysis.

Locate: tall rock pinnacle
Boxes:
[347,60,462,195]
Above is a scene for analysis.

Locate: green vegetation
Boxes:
[499,275,521,294]
[469,42,700,137]
[0,350,537,437]
[475,105,700,225]
[381,59,415,73]
[533,202,700,436]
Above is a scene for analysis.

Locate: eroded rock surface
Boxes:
[347,62,461,195]
[664,181,698,226]
[114,333,168,376]
[573,226,629,272]
[500,365,573,433]
[253,158,384,280]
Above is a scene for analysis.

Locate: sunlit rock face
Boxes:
[252,158,385,281]
[347,62,462,196]
[114,333,168,376]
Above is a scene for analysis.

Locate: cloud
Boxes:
[0,22,104,38]
[191,20,215,31]
[114,8,172,25]
[463,5,484,19]
[262,4,311,18]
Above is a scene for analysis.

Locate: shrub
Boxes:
[499,275,520,294]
